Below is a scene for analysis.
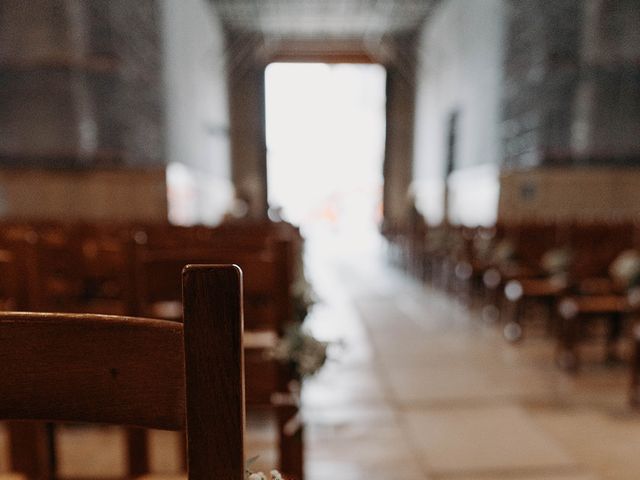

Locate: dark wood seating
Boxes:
[132,237,303,479]
[556,293,634,371]
[550,222,637,371]
[1,265,245,480]
[630,324,640,409]
[502,275,568,341]
[0,219,305,479]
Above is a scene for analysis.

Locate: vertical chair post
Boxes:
[126,428,150,476]
[630,326,640,409]
[274,238,305,479]
[7,421,52,480]
[182,265,245,479]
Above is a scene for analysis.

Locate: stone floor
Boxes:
[297,233,640,480]
[2,232,640,479]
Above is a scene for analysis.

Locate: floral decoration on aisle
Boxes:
[275,236,328,379]
[541,246,573,276]
[245,456,284,480]
[266,239,330,434]
[609,250,640,307]
[291,245,319,324]
[246,469,284,480]
[490,238,517,267]
[271,323,329,378]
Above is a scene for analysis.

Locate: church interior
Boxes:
[1,0,640,479]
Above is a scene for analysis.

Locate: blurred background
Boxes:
[1,0,640,479]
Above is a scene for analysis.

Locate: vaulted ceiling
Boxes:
[210,0,439,39]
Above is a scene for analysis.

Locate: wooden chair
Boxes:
[556,292,633,372]
[132,241,303,479]
[553,222,637,371]
[1,265,245,480]
[502,274,568,341]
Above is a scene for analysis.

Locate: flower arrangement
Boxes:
[291,239,319,324]
[246,470,283,480]
[281,240,327,378]
[291,274,317,325]
[245,456,284,480]
[541,246,573,275]
[270,323,329,378]
[490,239,517,266]
[609,249,640,290]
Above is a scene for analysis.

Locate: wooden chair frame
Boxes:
[0,265,245,480]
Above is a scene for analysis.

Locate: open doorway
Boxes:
[265,62,386,253]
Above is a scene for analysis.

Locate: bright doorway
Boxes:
[265,62,386,251]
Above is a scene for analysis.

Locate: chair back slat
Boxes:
[0,313,185,429]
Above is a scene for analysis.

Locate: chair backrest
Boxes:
[0,264,245,480]
[134,240,293,333]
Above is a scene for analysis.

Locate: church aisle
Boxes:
[302,234,640,479]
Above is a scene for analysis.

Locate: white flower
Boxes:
[245,456,284,480]
[610,250,640,289]
[245,471,283,480]
[270,324,329,378]
[541,247,573,274]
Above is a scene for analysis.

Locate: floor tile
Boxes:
[448,474,596,480]
[402,405,575,476]
[531,409,640,480]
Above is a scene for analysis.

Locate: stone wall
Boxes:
[412,0,505,225]
[0,168,167,221]
[382,34,417,228]
[0,0,168,220]
[411,0,640,225]
[0,0,164,167]
[0,0,233,222]
[498,0,640,222]
[571,0,640,160]
[502,0,583,168]
[499,168,640,222]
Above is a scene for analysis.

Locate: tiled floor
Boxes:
[2,232,640,479]
[298,233,640,480]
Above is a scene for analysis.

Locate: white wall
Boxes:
[412,0,505,226]
[160,0,232,225]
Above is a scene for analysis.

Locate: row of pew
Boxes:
[0,219,308,479]
[383,219,640,407]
